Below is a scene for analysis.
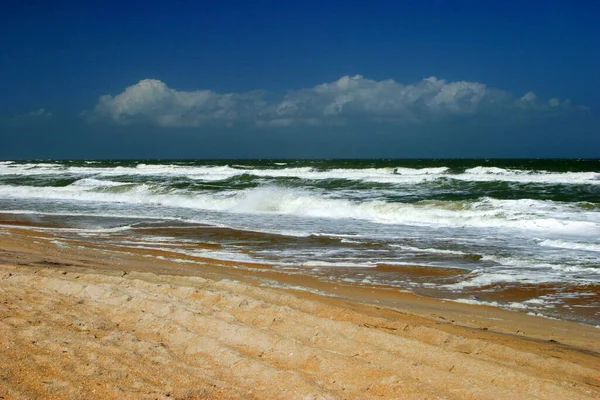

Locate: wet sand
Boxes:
[0,225,599,399]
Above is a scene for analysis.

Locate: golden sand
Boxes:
[0,226,599,399]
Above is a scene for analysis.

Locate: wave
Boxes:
[539,239,600,252]
[1,162,599,186]
[458,166,599,184]
[1,182,598,236]
[388,244,471,256]
[71,178,127,187]
[444,260,600,292]
[477,254,600,278]
[445,270,564,289]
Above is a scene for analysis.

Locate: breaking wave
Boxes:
[0,181,597,236]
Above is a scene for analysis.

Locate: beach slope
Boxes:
[1,262,599,399]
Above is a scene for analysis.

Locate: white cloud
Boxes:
[84,76,580,128]
[263,75,506,125]
[84,79,266,127]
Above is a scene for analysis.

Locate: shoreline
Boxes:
[0,225,599,398]
[1,213,599,326]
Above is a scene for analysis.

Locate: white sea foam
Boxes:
[459,167,600,185]
[539,239,600,252]
[1,162,599,185]
[188,250,261,263]
[215,166,447,184]
[452,298,576,320]
[258,282,334,297]
[523,298,556,307]
[451,298,529,310]
[526,312,559,320]
[481,253,600,275]
[444,260,599,291]
[1,184,598,236]
[444,273,527,289]
[340,238,363,244]
[389,244,470,256]
[442,266,582,290]
[301,260,376,268]
[72,178,126,187]
[39,225,135,234]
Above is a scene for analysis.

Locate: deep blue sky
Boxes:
[1,0,598,159]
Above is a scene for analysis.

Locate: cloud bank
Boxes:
[84,75,580,128]
[85,79,266,127]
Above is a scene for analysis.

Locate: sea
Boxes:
[0,159,599,324]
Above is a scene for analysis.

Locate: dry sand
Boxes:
[0,227,599,399]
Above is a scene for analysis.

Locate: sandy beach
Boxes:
[2,0,600,394]
[0,225,598,399]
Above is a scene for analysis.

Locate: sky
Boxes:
[1,0,598,159]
